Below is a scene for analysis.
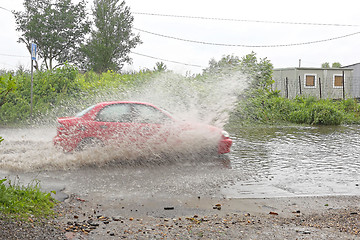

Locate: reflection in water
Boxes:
[226,125,360,197]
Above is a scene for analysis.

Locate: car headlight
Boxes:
[222,130,230,138]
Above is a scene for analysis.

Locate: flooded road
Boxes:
[226,125,360,198]
[0,125,359,201]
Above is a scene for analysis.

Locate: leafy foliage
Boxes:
[0,65,156,123]
[332,62,342,68]
[0,73,17,107]
[229,92,359,126]
[0,64,82,123]
[154,62,168,72]
[321,62,342,68]
[222,53,359,126]
[0,178,56,219]
[80,0,141,72]
[0,52,359,127]
[321,62,330,68]
[13,0,90,70]
[203,52,273,91]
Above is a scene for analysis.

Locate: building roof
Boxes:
[342,63,360,68]
[274,67,353,71]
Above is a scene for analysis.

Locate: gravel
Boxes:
[1,195,359,239]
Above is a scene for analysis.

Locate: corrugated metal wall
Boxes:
[272,68,353,99]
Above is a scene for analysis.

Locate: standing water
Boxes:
[225,125,360,198]
[0,72,359,200]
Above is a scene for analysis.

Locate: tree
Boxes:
[216,53,274,125]
[332,62,342,68]
[80,0,142,73]
[239,52,273,91]
[321,62,330,68]
[153,62,167,72]
[321,62,342,68]
[203,52,273,91]
[13,0,90,70]
[203,55,241,75]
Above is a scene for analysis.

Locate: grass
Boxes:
[0,178,57,220]
[228,91,360,126]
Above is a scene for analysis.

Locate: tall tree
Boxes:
[13,0,90,70]
[81,0,141,73]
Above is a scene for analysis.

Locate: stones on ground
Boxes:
[164,206,175,210]
[112,216,123,221]
[213,203,222,210]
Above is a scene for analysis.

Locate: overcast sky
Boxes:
[1,0,360,74]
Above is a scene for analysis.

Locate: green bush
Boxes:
[0,178,56,220]
[1,63,360,126]
[310,102,343,125]
[0,65,159,124]
[288,109,312,124]
[229,91,360,126]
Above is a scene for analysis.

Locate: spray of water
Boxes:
[0,71,248,172]
[125,71,246,127]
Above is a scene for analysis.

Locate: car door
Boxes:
[131,103,173,148]
[93,103,134,145]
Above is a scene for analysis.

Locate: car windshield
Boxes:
[75,105,96,117]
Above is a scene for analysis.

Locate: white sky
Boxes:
[1,0,360,75]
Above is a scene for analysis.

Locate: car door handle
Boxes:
[100,125,108,129]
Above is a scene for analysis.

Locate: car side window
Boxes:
[132,104,170,124]
[96,104,132,122]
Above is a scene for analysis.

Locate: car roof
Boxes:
[95,101,158,107]
[88,101,174,119]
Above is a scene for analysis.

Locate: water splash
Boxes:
[125,71,247,127]
[0,71,248,172]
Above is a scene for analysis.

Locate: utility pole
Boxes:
[30,43,36,119]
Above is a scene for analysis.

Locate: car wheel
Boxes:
[76,137,103,151]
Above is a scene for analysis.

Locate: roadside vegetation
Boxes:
[1,52,360,126]
[0,65,159,124]
[0,178,56,220]
[228,91,360,126]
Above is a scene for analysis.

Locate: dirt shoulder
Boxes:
[28,194,358,239]
[1,194,360,239]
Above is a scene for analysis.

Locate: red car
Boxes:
[53,101,232,155]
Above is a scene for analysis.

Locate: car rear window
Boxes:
[75,105,96,117]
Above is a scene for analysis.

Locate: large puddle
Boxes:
[226,125,360,198]
[1,125,359,200]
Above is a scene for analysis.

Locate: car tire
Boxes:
[76,137,103,151]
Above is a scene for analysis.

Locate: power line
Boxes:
[0,53,28,58]
[133,12,360,27]
[134,28,360,48]
[0,51,204,68]
[131,52,204,68]
[0,6,11,13]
